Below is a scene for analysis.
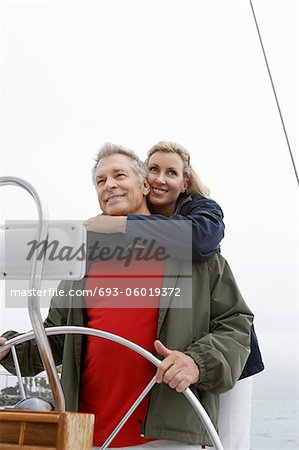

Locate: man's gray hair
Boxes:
[92,142,148,185]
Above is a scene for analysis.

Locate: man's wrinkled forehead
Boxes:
[95,154,135,178]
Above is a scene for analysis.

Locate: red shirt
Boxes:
[79,256,165,447]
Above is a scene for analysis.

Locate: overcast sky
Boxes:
[0,0,298,402]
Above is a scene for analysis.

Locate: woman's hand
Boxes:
[84,215,127,233]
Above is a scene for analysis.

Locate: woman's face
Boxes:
[147,151,187,215]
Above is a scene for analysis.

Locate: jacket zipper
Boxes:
[138,419,145,437]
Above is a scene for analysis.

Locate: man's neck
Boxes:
[132,204,151,215]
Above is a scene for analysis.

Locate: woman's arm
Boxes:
[127,195,224,261]
[85,195,225,261]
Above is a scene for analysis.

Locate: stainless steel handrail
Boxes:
[0,177,65,411]
[11,346,26,400]
[0,326,224,450]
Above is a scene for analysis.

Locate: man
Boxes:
[0,143,253,449]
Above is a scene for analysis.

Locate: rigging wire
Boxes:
[249,0,299,189]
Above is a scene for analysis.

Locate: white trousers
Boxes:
[93,377,253,450]
[218,376,253,450]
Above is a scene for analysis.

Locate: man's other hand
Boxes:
[0,337,10,361]
[154,340,200,393]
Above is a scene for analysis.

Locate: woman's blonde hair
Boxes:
[145,141,210,197]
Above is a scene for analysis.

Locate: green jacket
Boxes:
[2,254,253,446]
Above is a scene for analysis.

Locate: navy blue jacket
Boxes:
[127,193,264,379]
[127,194,225,261]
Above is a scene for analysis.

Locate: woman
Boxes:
[86,140,264,450]
[144,141,264,450]
[142,140,224,260]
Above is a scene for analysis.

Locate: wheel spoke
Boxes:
[101,376,156,450]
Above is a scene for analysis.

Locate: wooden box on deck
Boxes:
[0,410,94,450]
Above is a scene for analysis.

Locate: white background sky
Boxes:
[0,0,298,404]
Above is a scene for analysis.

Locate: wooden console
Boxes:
[0,410,94,449]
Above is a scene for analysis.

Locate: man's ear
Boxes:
[142,179,151,196]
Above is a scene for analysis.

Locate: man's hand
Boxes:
[0,337,10,361]
[154,340,200,393]
[84,215,127,233]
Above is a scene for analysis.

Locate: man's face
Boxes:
[95,154,150,216]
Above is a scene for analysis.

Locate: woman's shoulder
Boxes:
[177,193,223,215]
